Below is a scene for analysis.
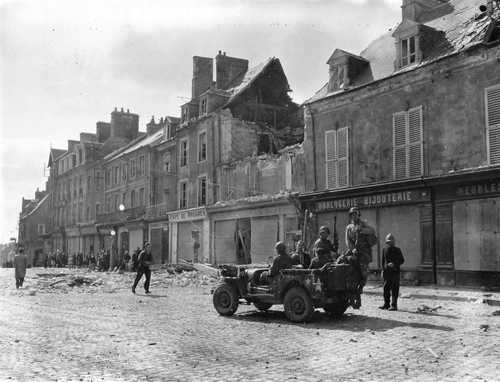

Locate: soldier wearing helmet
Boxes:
[380,233,405,311]
[345,206,378,286]
[309,225,337,269]
[269,241,293,277]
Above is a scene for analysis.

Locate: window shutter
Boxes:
[325,130,337,189]
[408,106,423,177]
[486,85,500,165]
[337,127,349,187]
[393,112,407,179]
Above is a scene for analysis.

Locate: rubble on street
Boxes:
[0,265,220,296]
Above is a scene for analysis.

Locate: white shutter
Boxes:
[393,112,407,179]
[486,85,500,165]
[325,130,337,189]
[408,106,423,177]
[337,127,349,187]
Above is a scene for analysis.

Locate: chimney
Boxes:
[96,122,111,143]
[216,52,249,90]
[192,56,213,100]
[401,0,448,23]
[110,108,139,140]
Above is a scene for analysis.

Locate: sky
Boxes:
[0,0,401,243]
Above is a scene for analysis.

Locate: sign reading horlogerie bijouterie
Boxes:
[313,189,430,212]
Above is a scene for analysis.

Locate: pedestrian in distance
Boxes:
[132,242,154,294]
[14,247,28,289]
[379,233,405,311]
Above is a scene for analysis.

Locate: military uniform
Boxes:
[269,253,293,277]
[291,251,311,269]
[381,243,404,309]
[345,219,377,285]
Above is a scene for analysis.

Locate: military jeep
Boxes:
[212,263,362,322]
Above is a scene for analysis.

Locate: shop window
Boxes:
[179,181,188,209]
[198,132,207,162]
[180,139,188,167]
[393,106,423,179]
[486,84,500,165]
[198,176,207,206]
[325,127,349,189]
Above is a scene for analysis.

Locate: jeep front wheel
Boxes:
[253,302,273,311]
[213,284,239,316]
[323,301,349,317]
[283,287,314,322]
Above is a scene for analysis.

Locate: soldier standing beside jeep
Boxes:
[380,233,404,311]
[345,207,378,287]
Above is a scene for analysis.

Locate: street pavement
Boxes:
[0,267,499,382]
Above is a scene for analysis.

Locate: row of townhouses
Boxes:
[19,0,500,287]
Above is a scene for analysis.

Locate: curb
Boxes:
[363,289,500,305]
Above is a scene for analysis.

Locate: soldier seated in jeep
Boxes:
[260,241,293,283]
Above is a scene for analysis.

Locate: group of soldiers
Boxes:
[270,206,377,287]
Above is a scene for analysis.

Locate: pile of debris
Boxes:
[7,263,220,295]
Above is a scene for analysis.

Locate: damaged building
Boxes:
[166,51,304,265]
[300,0,500,287]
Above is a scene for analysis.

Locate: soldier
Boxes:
[380,233,405,311]
[291,240,311,269]
[269,242,293,277]
[14,247,28,289]
[313,226,337,260]
[132,242,154,294]
[345,207,377,286]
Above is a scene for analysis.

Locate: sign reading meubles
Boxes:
[313,190,430,212]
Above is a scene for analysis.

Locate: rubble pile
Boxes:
[6,265,220,295]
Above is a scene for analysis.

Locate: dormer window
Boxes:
[329,65,346,90]
[200,98,208,115]
[400,36,417,67]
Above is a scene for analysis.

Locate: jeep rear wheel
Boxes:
[323,301,349,317]
[283,287,314,323]
[213,284,239,316]
[253,302,273,311]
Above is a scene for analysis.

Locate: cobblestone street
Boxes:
[0,268,499,382]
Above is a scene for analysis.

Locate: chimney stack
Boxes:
[192,56,213,100]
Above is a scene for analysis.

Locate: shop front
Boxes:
[147,204,170,264]
[208,198,301,265]
[168,207,208,264]
[301,184,431,284]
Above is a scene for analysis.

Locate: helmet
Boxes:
[348,207,360,216]
[275,241,286,252]
[385,233,395,244]
[319,226,330,234]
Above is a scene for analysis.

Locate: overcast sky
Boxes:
[0,0,401,243]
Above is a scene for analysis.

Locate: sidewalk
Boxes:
[364,282,500,306]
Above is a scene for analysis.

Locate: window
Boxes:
[122,163,128,181]
[400,36,417,67]
[86,206,90,221]
[325,127,349,189]
[329,65,345,90]
[113,166,119,184]
[87,176,91,191]
[73,178,77,198]
[393,106,423,179]
[198,132,207,162]
[37,224,46,235]
[182,106,188,122]
[139,188,145,206]
[122,192,127,207]
[78,149,83,164]
[179,180,188,209]
[198,176,207,206]
[72,154,76,167]
[200,98,208,115]
[79,176,83,197]
[180,139,188,167]
[138,156,145,176]
[95,171,101,190]
[486,85,500,165]
[105,169,110,187]
[164,152,172,173]
[114,195,119,211]
[95,203,100,217]
[131,190,136,208]
[130,159,136,178]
